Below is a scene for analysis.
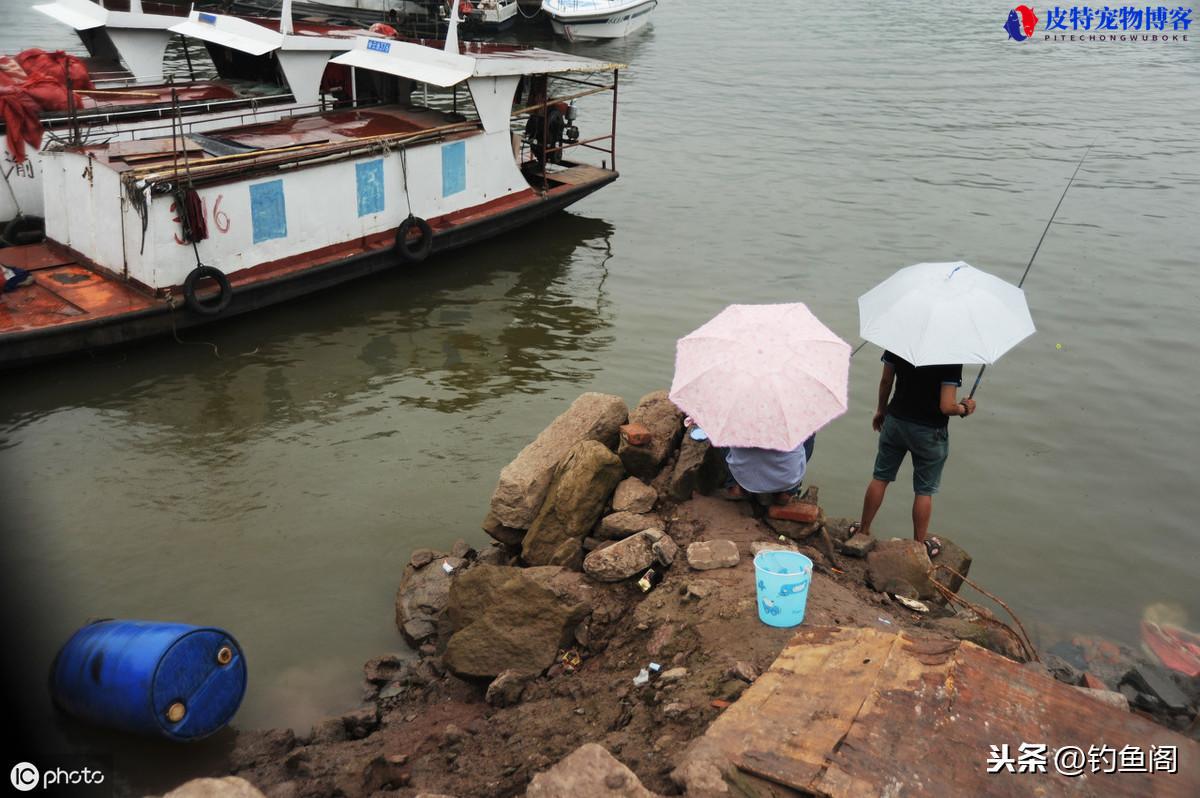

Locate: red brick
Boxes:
[767,502,821,523]
[1082,672,1109,691]
[619,423,652,446]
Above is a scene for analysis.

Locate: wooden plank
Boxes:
[108,139,205,158]
[547,164,613,186]
[688,627,1200,798]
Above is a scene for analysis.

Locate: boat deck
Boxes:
[83,106,476,172]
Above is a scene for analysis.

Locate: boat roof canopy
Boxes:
[330,36,625,86]
[170,12,284,56]
[170,11,364,56]
[34,0,180,31]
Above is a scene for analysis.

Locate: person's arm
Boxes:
[939,384,976,417]
[873,363,895,431]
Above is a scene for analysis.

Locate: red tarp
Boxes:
[0,49,93,161]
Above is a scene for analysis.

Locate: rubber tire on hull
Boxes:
[394,216,434,263]
[1,214,45,247]
[183,265,233,316]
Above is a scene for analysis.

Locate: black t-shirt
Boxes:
[883,351,963,429]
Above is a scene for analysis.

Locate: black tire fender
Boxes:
[394,215,434,263]
[1,214,45,247]
[183,265,233,316]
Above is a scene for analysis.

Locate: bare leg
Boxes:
[912,494,932,542]
[859,479,889,535]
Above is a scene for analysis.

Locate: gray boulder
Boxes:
[443,566,588,679]
[486,393,628,530]
[525,743,659,798]
[522,441,624,568]
[618,391,684,481]
[928,535,972,594]
[583,529,674,582]
[867,539,937,600]
[686,540,740,570]
[612,477,657,513]
[394,555,466,646]
[164,778,267,798]
[667,433,728,501]
[597,510,659,540]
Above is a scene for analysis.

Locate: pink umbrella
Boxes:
[669,303,851,450]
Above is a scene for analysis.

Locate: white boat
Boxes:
[541,0,656,41]
[2,2,366,225]
[0,5,627,366]
[470,0,519,30]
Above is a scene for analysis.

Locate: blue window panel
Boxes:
[356,159,385,217]
[442,141,466,197]
[249,180,287,243]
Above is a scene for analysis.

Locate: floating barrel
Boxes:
[50,620,247,740]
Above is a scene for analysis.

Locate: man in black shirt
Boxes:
[853,351,976,557]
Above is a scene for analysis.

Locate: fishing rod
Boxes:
[966,140,1095,400]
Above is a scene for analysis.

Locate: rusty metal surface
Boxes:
[691,626,1199,797]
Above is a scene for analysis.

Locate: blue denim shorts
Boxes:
[873,415,949,496]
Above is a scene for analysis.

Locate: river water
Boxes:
[2,0,1199,787]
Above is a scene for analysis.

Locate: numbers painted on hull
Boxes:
[170,194,230,245]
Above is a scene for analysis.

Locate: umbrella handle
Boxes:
[966,364,986,404]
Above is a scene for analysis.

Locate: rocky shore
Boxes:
[176,392,1199,798]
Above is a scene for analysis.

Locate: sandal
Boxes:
[847,521,862,537]
[923,536,942,558]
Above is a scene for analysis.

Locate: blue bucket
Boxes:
[754,550,813,627]
[50,619,247,740]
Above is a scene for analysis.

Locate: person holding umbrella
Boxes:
[853,352,975,557]
[670,302,851,507]
[852,261,1035,556]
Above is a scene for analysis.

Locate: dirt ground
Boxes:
[222,494,965,798]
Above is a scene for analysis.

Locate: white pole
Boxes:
[445,0,461,54]
[280,0,295,35]
[129,0,143,13]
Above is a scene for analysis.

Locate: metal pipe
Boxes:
[610,68,618,171]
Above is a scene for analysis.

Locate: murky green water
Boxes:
[3,0,1199,787]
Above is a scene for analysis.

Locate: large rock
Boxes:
[526,743,659,798]
[522,441,624,568]
[686,540,740,570]
[596,510,659,540]
[618,391,684,481]
[927,535,972,594]
[929,617,1029,661]
[394,555,466,646]
[612,477,657,513]
[667,433,728,501]
[486,393,628,530]
[866,539,937,600]
[164,778,267,798]
[583,529,673,582]
[443,566,588,679]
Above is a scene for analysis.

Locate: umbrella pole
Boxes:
[967,140,1095,398]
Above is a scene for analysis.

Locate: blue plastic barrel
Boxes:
[754,550,813,627]
[50,620,247,740]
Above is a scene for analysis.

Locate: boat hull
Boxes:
[0,169,616,368]
[545,0,656,40]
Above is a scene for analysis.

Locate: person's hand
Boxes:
[960,398,976,416]
[872,410,886,431]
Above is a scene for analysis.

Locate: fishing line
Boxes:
[967,140,1096,400]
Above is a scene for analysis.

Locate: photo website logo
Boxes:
[9,761,107,792]
[1004,5,1193,41]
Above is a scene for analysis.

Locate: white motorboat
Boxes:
[542,0,656,41]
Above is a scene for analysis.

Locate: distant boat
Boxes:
[542,0,656,41]
[468,0,519,30]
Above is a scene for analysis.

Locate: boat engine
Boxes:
[564,102,579,143]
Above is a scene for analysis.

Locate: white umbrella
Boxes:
[857,261,1035,366]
